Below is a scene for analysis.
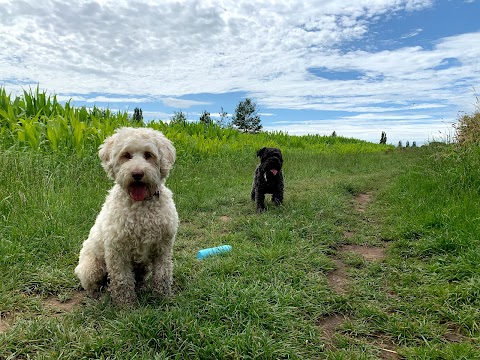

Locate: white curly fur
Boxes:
[74,127,178,306]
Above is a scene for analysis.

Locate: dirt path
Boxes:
[320,192,400,359]
[327,192,387,294]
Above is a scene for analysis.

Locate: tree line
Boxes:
[132,100,418,146]
[379,131,417,147]
[132,98,263,133]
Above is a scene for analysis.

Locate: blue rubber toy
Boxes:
[197,245,232,260]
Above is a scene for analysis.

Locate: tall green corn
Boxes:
[1,86,394,156]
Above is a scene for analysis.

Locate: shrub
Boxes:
[455,97,480,145]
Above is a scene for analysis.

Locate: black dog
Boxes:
[251,147,284,212]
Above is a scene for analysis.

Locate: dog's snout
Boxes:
[132,170,144,181]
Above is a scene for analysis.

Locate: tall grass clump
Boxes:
[454,96,480,146]
[387,103,480,256]
[382,104,480,339]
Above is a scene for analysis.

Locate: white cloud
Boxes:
[0,0,440,96]
[85,96,152,103]
[401,28,423,39]
[342,113,433,121]
[160,97,210,108]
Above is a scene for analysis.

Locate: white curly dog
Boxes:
[75,127,178,306]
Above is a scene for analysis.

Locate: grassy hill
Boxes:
[0,89,478,359]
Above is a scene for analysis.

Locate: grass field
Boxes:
[0,89,479,359]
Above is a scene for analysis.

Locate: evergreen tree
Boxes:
[133,107,143,123]
[380,131,387,144]
[231,98,262,133]
[199,110,212,124]
[331,131,337,137]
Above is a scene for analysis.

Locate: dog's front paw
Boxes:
[111,291,138,307]
[109,280,138,307]
[152,279,172,298]
[152,261,173,298]
[85,288,104,300]
[152,271,173,298]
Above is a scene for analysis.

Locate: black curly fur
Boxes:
[250,147,284,212]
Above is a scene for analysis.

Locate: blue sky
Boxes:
[1,0,479,145]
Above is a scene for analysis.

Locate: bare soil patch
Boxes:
[365,335,400,359]
[354,192,373,213]
[317,313,345,344]
[44,291,84,314]
[327,259,349,295]
[341,244,386,262]
[444,325,470,343]
[379,346,400,360]
[0,313,13,334]
[219,216,231,222]
[327,245,386,295]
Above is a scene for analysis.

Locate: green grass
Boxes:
[2,141,478,359]
[1,89,479,358]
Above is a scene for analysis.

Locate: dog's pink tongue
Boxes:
[130,183,147,201]
[270,169,278,176]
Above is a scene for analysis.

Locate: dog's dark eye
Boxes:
[122,152,132,160]
[144,151,153,159]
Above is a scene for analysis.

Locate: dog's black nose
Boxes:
[132,170,144,181]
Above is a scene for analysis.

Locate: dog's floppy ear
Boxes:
[98,132,117,179]
[153,130,176,179]
[256,147,267,158]
[276,149,283,163]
